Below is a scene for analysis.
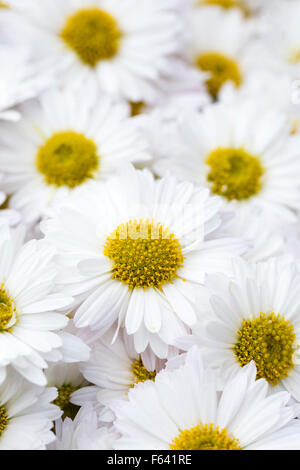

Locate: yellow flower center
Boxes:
[234,313,296,386]
[170,424,241,450]
[199,0,249,15]
[0,196,9,210]
[196,52,242,99]
[291,119,299,135]
[129,102,146,117]
[104,219,184,290]
[0,285,16,331]
[53,384,80,420]
[36,131,99,189]
[287,48,300,65]
[131,358,156,384]
[206,147,264,201]
[0,407,8,437]
[61,8,121,67]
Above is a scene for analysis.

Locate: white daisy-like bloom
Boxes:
[113,347,300,450]
[0,88,150,224]
[187,257,300,401]
[73,327,166,423]
[184,6,263,100]
[127,55,210,118]
[129,92,210,175]
[0,223,79,386]
[261,0,300,73]
[49,404,118,450]
[129,62,210,169]
[41,164,248,358]
[221,205,285,262]
[0,46,50,122]
[45,362,88,420]
[7,0,183,102]
[154,101,300,222]
[0,370,61,450]
[55,319,91,364]
[219,69,300,133]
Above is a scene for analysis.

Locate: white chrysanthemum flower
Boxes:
[74,328,166,423]
[0,370,60,450]
[221,205,285,262]
[49,404,118,450]
[54,319,91,364]
[0,89,150,223]
[0,46,50,122]
[219,70,300,133]
[154,101,300,222]
[0,223,79,386]
[129,67,210,169]
[187,257,300,401]
[127,56,209,118]
[41,164,248,358]
[113,347,300,450]
[0,88,149,225]
[45,362,87,421]
[7,0,183,102]
[262,0,300,73]
[184,6,262,100]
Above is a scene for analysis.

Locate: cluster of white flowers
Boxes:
[1,0,300,451]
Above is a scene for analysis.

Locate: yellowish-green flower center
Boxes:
[104,220,184,290]
[61,8,121,67]
[170,424,241,450]
[291,119,299,135]
[36,131,99,189]
[0,407,8,436]
[234,313,296,386]
[0,2,8,8]
[199,0,249,15]
[206,147,264,201]
[287,49,300,65]
[131,359,156,384]
[53,384,80,420]
[0,285,16,332]
[196,52,242,99]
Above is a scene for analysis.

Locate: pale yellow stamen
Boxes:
[288,49,300,65]
[104,219,184,290]
[291,119,299,135]
[61,8,121,67]
[53,384,80,420]
[196,52,242,99]
[198,0,250,16]
[131,358,156,385]
[0,285,17,332]
[234,312,296,386]
[206,147,264,201]
[170,423,241,450]
[36,131,99,188]
[0,407,8,436]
